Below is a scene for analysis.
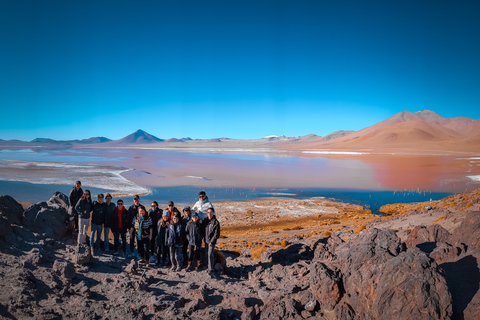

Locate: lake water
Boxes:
[0,148,478,211]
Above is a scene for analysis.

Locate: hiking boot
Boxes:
[186,266,193,272]
[176,266,182,272]
[170,266,176,271]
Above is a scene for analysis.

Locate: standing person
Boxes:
[149,201,163,263]
[131,206,152,263]
[205,207,220,276]
[69,181,83,232]
[112,199,128,256]
[127,195,145,258]
[192,191,214,252]
[165,201,180,221]
[103,193,115,252]
[75,190,92,244]
[156,211,170,267]
[90,194,106,252]
[185,212,203,271]
[168,213,184,272]
[181,206,192,268]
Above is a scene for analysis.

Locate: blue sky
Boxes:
[1,0,479,141]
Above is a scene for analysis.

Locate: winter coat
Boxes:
[156,221,169,247]
[104,202,116,228]
[186,220,203,247]
[91,201,106,225]
[165,207,180,221]
[75,198,92,220]
[112,207,129,234]
[205,216,220,246]
[149,208,163,235]
[192,197,213,220]
[167,222,184,247]
[69,187,83,211]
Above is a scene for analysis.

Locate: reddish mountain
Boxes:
[281,110,480,153]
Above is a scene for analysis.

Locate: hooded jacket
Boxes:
[205,216,220,246]
[75,198,92,220]
[192,197,213,220]
[186,219,203,247]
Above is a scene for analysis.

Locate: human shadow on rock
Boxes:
[441,255,480,320]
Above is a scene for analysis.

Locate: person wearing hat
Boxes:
[103,193,115,252]
[69,181,83,232]
[127,195,145,258]
[149,201,163,263]
[167,212,185,271]
[185,212,203,271]
[165,200,180,221]
[155,210,170,267]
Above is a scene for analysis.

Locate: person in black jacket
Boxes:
[90,194,106,252]
[149,201,163,263]
[181,206,192,268]
[168,213,185,272]
[205,207,220,275]
[185,212,203,271]
[68,181,83,231]
[112,199,128,256]
[155,211,170,267]
[103,193,115,251]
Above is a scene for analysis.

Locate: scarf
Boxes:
[137,215,144,240]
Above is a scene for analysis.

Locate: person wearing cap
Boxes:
[90,194,106,252]
[131,206,153,263]
[149,201,163,263]
[165,201,180,221]
[103,193,115,252]
[167,212,185,272]
[112,199,128,256]
[181,206,192,268]
[185,212,203,271]
[127,195,145,258]
[205,207,220,275]
[69,181,83,232]
[155,210,170,267]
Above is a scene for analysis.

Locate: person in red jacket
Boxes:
[112,199,128,256]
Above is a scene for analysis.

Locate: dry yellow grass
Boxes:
[354,224,366,234]
[251,246,267,260]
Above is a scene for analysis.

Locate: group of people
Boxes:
[68,181,221,275]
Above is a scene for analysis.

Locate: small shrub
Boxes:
[354,225,366,234]
[323,230,332,237]
[433,216,445,224]
[251,246,267,260]
[271,230,279,234]
[280,240,289,248]
[275,241,281,246]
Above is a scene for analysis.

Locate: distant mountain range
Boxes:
[0,110,479,153]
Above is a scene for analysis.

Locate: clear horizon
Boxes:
[1,1,479,141]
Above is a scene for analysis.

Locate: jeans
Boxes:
[207,244,215,272]
[170,245,182,267]
[90,223,102,249]
[103,227,110,251]
[78,218,90,244]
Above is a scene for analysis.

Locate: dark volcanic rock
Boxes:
[405,224,451,251]
[309,261,342,311]
[23,192,70,240]
[261,243,312,266]
[75,244,92,265]
[0,195,24,225]
[449,210,480,250]
[52,259,76,280]
[373,247,452,320]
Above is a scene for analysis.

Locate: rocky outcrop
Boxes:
[0,195,24,238]
[405,224,451,249]
[23,192,70,240]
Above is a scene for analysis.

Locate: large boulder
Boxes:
[23,192,69,240]
[405,224,451,250]
[449,211,480,250]
[372,247,452,320]
[75,244,92,265]
[309,261,343,311]
[0,195,24,225]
